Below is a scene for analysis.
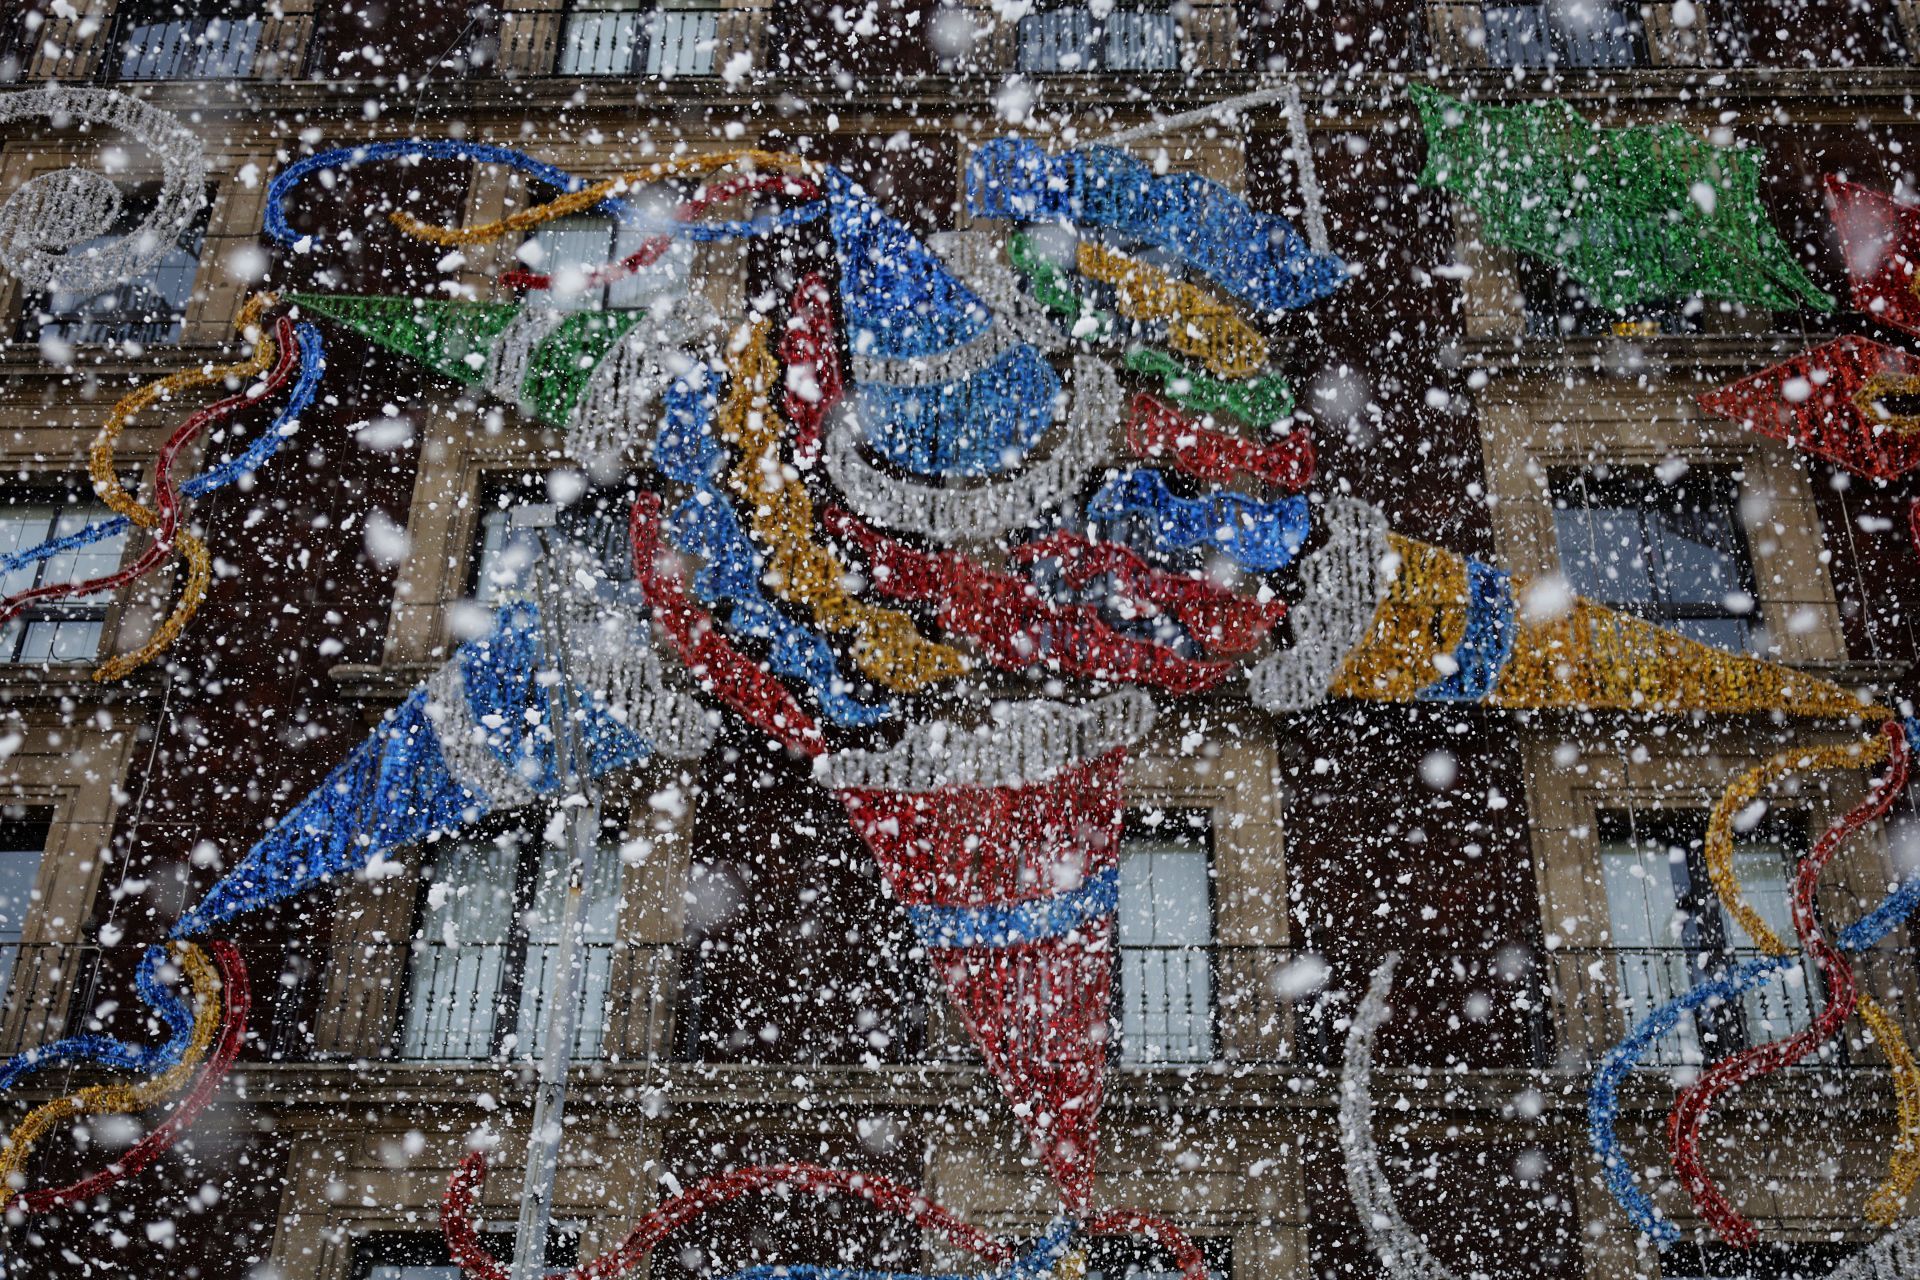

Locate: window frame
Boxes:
[1547,462,1760,653]
[1114,806,1216,1066]
[0,482,133,668]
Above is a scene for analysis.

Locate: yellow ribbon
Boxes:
[1076,240,1268,379]
[0,942,220,1186]
[1701,734,1919,1222]
[388,150,819,247]
[714,318,967,694]
[88,293,280,682]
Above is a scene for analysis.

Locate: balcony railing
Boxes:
[559,8,723,77]
[1480,1,1644,68]
[1015,8,1180,73]
[1541,946,1920,1071]
[12,942,1917,1079]
[112,15,263,81]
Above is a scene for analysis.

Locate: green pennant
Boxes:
[520,310,645,427]
[1412,86,1833,314]
[286,294,523,387]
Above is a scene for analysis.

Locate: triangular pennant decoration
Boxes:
[1697,334,1920,481]
[840,751,1123,1211]
[1823,177,1920,338]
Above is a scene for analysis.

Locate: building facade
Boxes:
[1,3,1918,1279]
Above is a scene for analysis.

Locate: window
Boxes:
[1598,809,1815,1067]
[0,490,129,665]
[400,808,626,1061]
[1550,465,1756,652]
[468,476,639,605]
[16,185,210,348]
[1116,810,1213,1064]
[1659,1239,1857,1280]
[558,1,722,76]
[1016,6,1180,73]
[1482,0,1643,69]
[0,808,48,998]
[112,0,262,80]
[1085,1233,1231,1280]
[522,210,693,313]
[350,1229,578,1280]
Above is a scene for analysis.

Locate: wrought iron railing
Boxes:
[111,15,263,81]
[1480,1,1645,69]
[558,8,723,77]
[1015,8,1181,73]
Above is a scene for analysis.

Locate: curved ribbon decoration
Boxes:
[1670,719,1912,1246]
[0,944,196,1089]
[0,941,249,1213]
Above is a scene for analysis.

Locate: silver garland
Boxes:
[824,355,1120,542]
[929,230,1069,355]
[548,593,716,761]
[850,316,1021,387]
[817,689,1154,793]
[1339,954,1459,1280]
[1246,496,1390,713]
[1340,953,1920,1280]
[565,295,720,469]
[0,84,207,298]
[422,659,541,810]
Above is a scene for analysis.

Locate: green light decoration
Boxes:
[1412,86,1833,314]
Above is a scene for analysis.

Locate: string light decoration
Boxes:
[781,272,844,463]
[930,230,1072,355]
[713,317,968,692]
[823,505,1236,695]
[1696,334,1920,481]
[1009,532,1287,657]
[1246,497,1392,713]
[1076,240,1269,379]
[1670,721,1912,1248]
[965,138,1347,313]
[0,85,206,297]
[173,599,712,937]
[1123,348,1297,432]
[1412,86,1832,313]
[838,728,1145,1210]
[1124,393,1314,492]
[0,945,195,1088]
[824,356,1121,543]
[1823,177,1920,338]
[1086,469,1311,572]
[4,941,248,1217]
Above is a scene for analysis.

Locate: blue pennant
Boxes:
[1087,469,1310,573]
[1417,558,1516,702]
[827,167,993,361]
[967,139,1347,313]
[854,344,1061,477]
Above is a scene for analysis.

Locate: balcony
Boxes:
[494,4,762,79]
[112,13,262,80]
[1015,7,1179,74]
[0,3,313,84]
[1541,946,1920,1071]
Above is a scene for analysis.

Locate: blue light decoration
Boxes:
[171,602,661,937]
[825,167,1063,477]
[1087,469,1311,573]
[0,323,326,581]
[907,865,1120,949]
[0,945,197,1088]
[1416,558,1516,702]
[651,362,895,728]
[965,139,1348,313]
[1588,716,1920,1244]
[264,140,822,250]
[853,345,1061,477]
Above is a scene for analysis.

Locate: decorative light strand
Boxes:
[716,317,968,693]
[1086,469,1311,573]
[1125,392,1314,492]
[929,230,1071,354]
[1123,348,1297,432]
[824,356,1120,543]
[1077,240,1268,379]
[0,84,207,297]
[781,272,844,464]
[1246,496,1391,713]
[822,505,1234,695]
[818,690,1156,793]
[1009,531,1287,657]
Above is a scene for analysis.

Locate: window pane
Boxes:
[1554,503,1657,603]
[402,835,522,1059]
[1117,835,1212,1064]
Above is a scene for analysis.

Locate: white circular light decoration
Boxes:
[0,84,206,298]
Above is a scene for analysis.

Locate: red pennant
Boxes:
[1696,334,1920,481]
[1824,176,1920,338]
[839,749,1126,1210]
